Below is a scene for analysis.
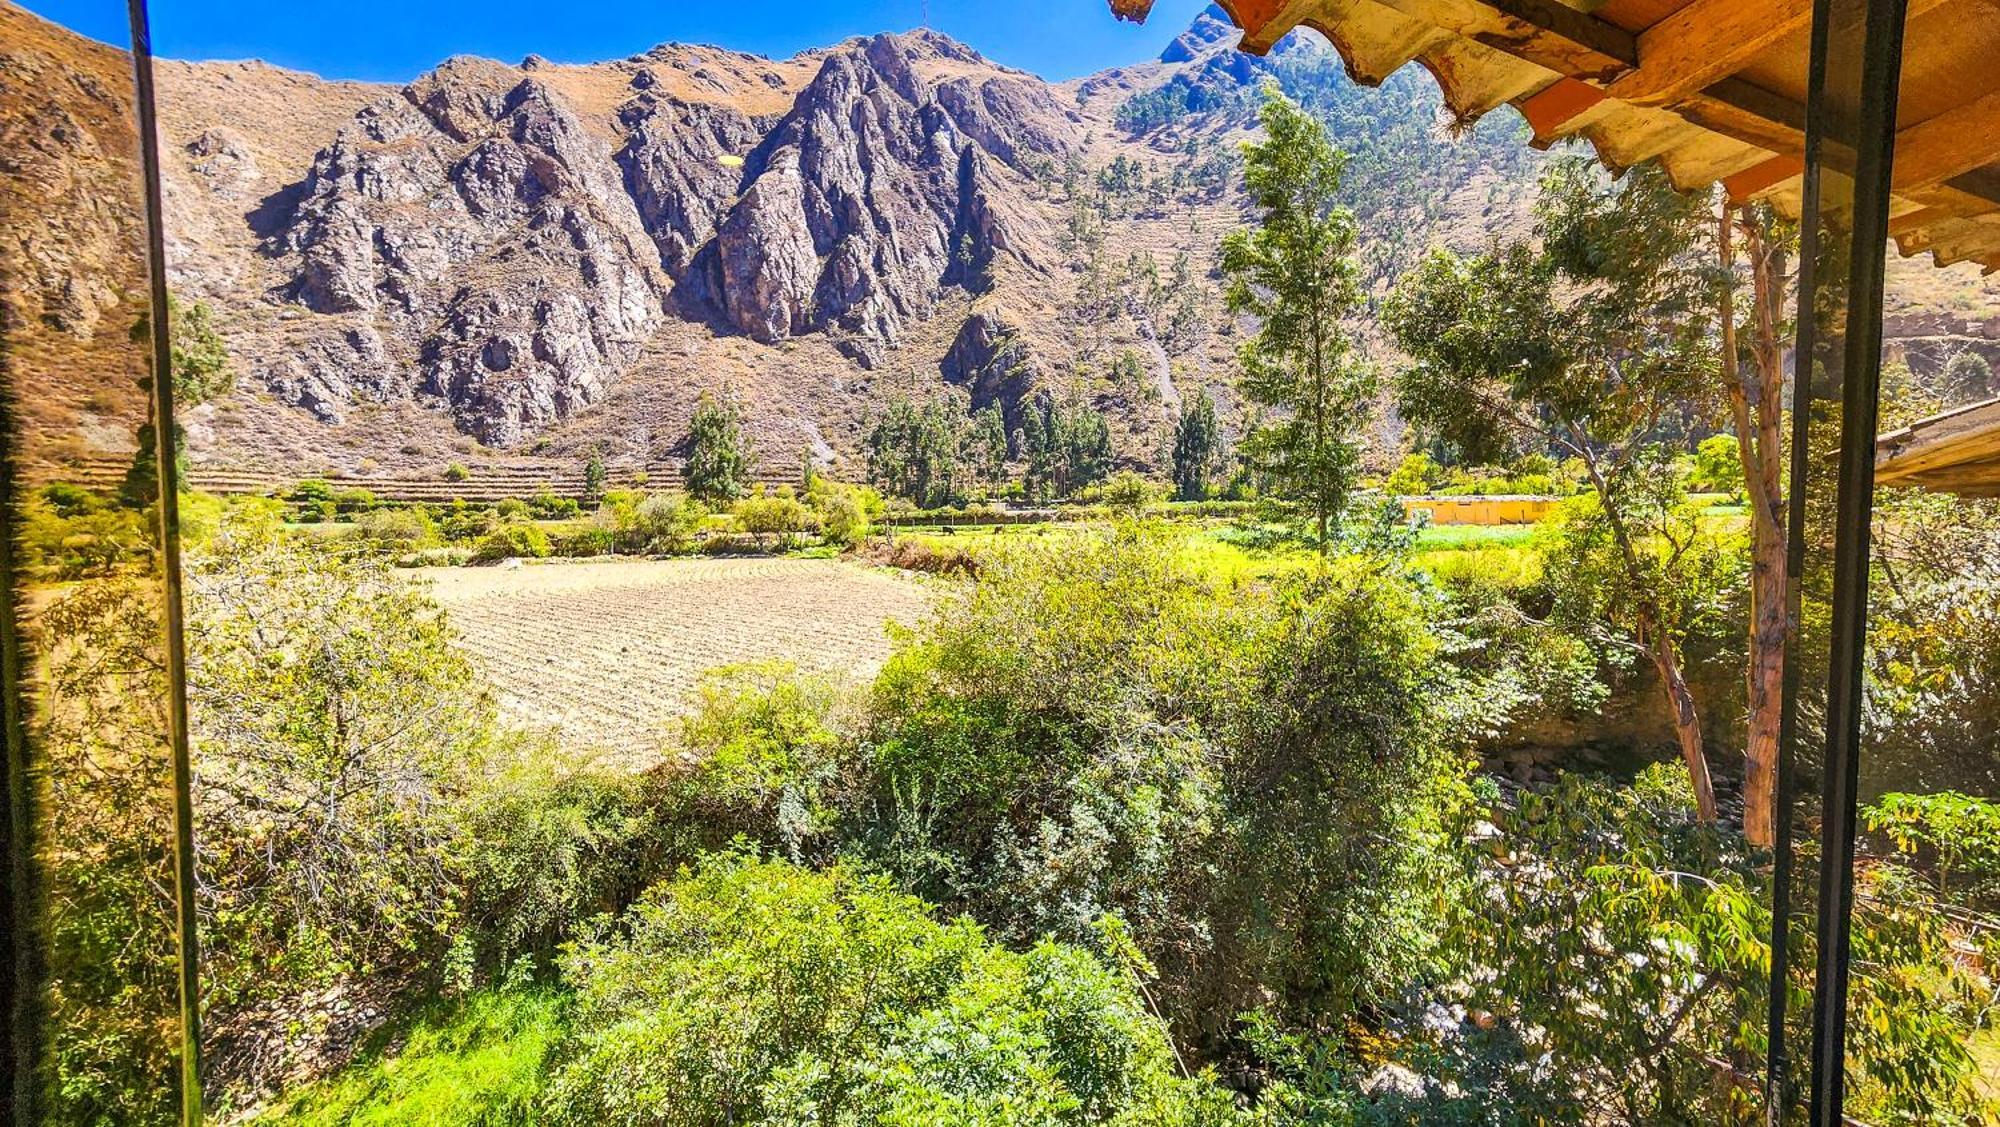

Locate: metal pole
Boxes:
[1766,0,1835,1111]
[2,326,46,1124]
[1806,0,1906,1122]
[122,0,204,1121]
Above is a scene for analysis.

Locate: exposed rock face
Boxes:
[1159,6,1241,64]
[274,58,666,443]
[227,29,1078,445]
[25,0,1992,477]
[941,308,1039,429]
[687,32,1072,353]
[616,93,767,274]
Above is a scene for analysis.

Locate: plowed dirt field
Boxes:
[420,558,933,757]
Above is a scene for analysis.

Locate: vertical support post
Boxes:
[1802,0,1906,1123]
[1764,112,1822,1127]
[1765,0,1837,1109]
[122,1,204,1122]
[2,337,44,1123]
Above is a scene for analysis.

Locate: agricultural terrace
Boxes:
[421,558,932,757]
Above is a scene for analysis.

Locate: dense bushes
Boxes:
[473,521,551,561]
[39,515,520,1123]
[41,505,2000,1124]
[855,526,1472,1042]
[542,855,1237,1126]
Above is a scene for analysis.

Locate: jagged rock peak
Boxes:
[272,57,665,445]
[1160,5,1241,63]
[685,22,1074,351]
[403,55,524,142]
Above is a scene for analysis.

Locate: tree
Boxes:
[1171,389,1221,501]
[1220,82,1373,548]
[732,489,816,550]
[1943,350,1994,403]
[582,452,606,506]
[1718,203,1793,846]
[865,397,966,509]
[966,405,1010,491]
[37,513,504,1122]
[1019,394,1112,501]
[684,391,752,504]
[1386,157,1722,822]
[121,295,226,506]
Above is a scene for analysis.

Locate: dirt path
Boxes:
[417,557,934,758]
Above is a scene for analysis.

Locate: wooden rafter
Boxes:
[1611,0,1813,107]
[1877,397,2000,495]
[1894,89,2000,191]
[1112,0,2000,268]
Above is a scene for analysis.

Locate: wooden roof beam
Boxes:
[1528,0,1948,136]
[1129,0,2000,223]
[1611,0,1814,106]
[1893,89,2000,191]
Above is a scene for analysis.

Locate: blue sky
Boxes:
[20,0,1213,83]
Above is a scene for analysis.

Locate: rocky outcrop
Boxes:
[273,60,665,444]
[1158,6,1240,64]
[243,29,1078,443]
[686,32,1073,354]
[616,93,767,274]
[941,308,1039,430]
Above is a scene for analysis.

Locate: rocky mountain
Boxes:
[5,0,1997,489]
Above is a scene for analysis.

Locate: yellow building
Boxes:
[1399,495,1561,527]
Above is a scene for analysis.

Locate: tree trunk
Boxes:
[1721,205,1788,848]
[1580,445,1719,824]
[1646,605,1721,824]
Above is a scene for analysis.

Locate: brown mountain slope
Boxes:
[0,0,152,481]
[6,0,1997,494]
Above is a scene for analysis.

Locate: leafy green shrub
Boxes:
[552,527,614,558]
[352,506,436,547]
[462,764,670,971]
[812,482,882,547]
[627,492,707,554]
[664,663,856,862]
[474,522,551,562]
[731,489,818,550]
[443,462,471,483]
[1383,452,1442,496]
[332,487,378,515]
[1090,470,1160,514]
[38,514,511,1123]
[541,854,1239,1126]
[863,524,1469,1038]
[439,504,499,543]
[1688,432,1742,496]
[528,489,581,519]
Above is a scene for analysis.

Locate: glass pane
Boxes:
[1789,0,2000,1120]
[1,1,193,1120]
[9,0,1999,1123]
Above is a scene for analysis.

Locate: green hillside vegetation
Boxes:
[21,70,2000,1127]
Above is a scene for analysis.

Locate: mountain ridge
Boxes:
[5,0,1996,490]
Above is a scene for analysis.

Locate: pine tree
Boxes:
[1220,82,1372,548]
[683,391,752,504]
[1171,390,1220,501]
